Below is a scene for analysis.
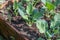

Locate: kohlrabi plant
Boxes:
[18,0,43,26]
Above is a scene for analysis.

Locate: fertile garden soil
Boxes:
[11,19,40,40]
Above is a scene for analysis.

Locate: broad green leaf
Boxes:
[54,13,60,22]
[36,19,48,33]
[50,10,55,16]
[33,13,43,20]
[53,29,59,34]
[26,2,33,15]
[53,13,60,28]
[45,2,55,11]
[18,8,28,20]
[32,8,43,20]
[19,4,26,13]
[50,13,60,29]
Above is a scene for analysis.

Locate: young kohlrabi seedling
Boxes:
[18,1,44,26]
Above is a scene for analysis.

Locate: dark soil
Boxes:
[11,17,40,40]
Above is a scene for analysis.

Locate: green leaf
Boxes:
[45,2,55,11]
[18,8,28,20]
[13,0,19,16]
[26,2,33,15]
[53,29,59,34]
[55,0,60,6]
[53,13,60,28]
[50,20,56,28]
[32,8,43,20]
[54,13,60,22]
[46,31,53,38]
[13,0,18,10]
[36,19,48,33]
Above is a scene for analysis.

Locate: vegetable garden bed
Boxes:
[0,0,60,40]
